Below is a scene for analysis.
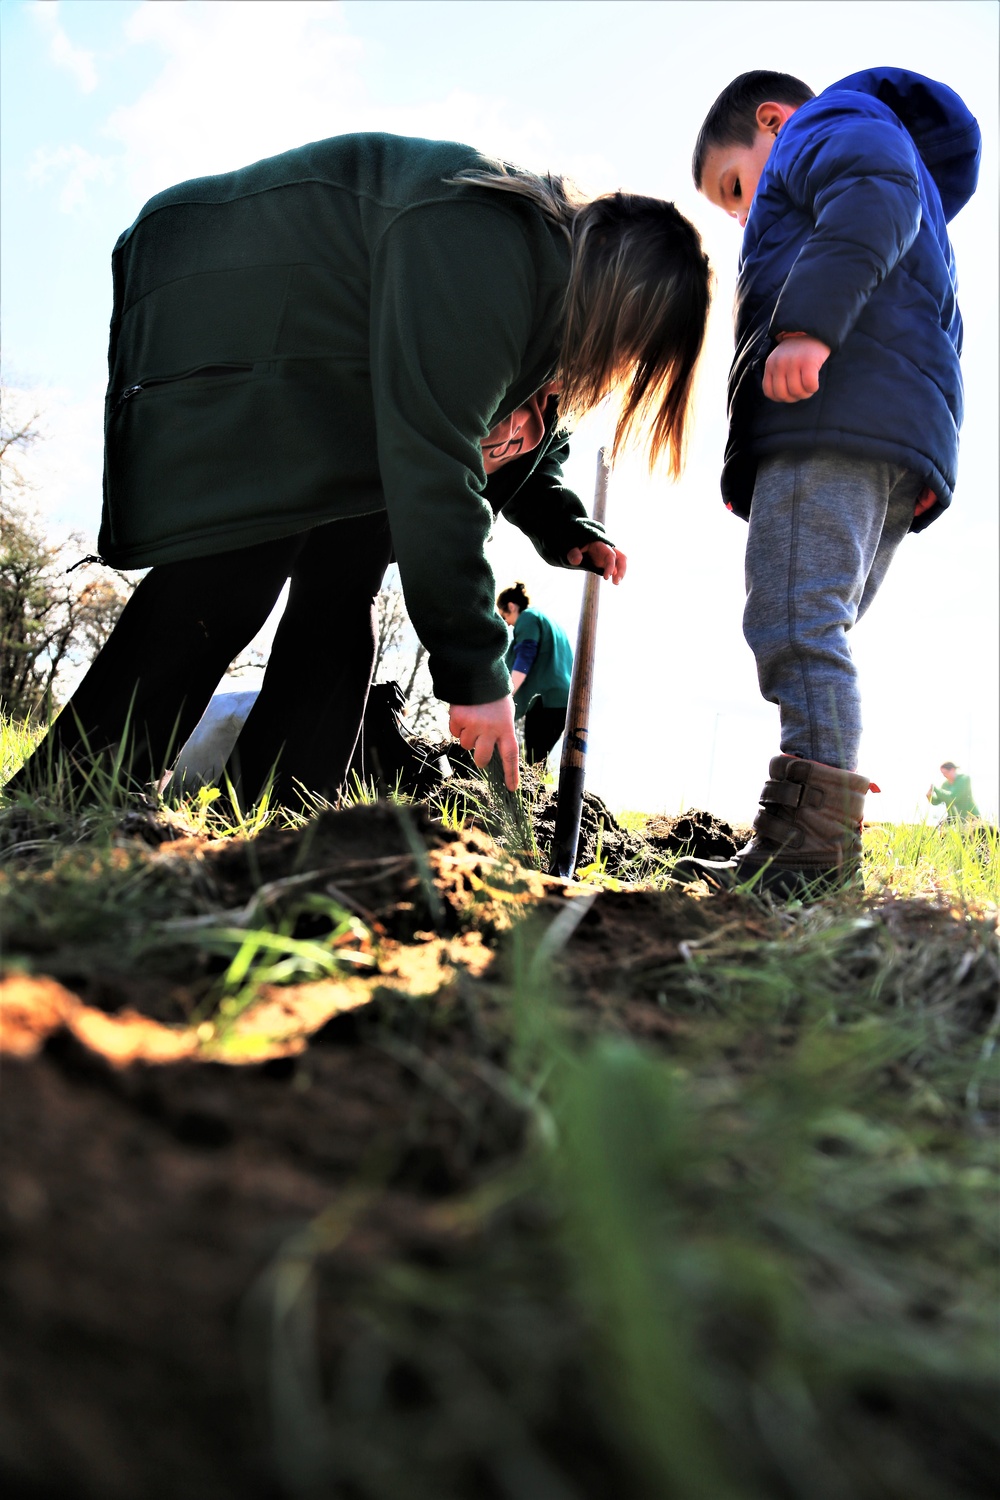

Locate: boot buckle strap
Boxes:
[761,779,824,810]
[753,808,806,849]
[761,779,802,808]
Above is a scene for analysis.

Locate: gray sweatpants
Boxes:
[744,449,922,771]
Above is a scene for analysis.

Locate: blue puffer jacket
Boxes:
[723,68,981,531]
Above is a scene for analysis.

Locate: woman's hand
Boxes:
[763,334,830,403]
[449,696,520,790]
[566,540,627,583]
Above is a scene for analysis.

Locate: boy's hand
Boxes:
[566,540,627,583]
[449,696,520,790]
[763,334,831,403]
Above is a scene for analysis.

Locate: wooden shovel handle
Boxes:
[549,448,609,877]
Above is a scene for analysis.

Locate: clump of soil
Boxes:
[643,808,752,861]
[531,787,652,871]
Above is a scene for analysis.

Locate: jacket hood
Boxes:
[829,68,981,220]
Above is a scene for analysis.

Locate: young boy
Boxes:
[686,67,981,894]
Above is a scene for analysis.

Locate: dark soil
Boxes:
[0,800,712,1500]
[538,795,752,874]
[2,1029,547,1499]
[643,807,751,861]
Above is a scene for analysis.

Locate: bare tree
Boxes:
[0,385,44,495]
[373,585,409,680]
[1,388,134,718]
[373,571,448,739]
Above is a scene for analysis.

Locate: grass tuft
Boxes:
[428,748,542,867]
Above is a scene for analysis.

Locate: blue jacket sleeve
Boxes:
[768,103,924,352]
[511,638,539,674]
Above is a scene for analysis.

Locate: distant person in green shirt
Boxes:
[9,133,710,807]
[498,582,576,766]
[927,762,980,822]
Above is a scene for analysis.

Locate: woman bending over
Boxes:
[497,582,573,767]
[10,132,710,804]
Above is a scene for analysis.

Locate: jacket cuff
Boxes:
[537,516,613,570]
[768,312,840,354]
[428,656,511,707]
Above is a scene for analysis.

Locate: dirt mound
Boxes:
[531,787,648,872]
[644,808,752,861]
[440,773,750,877]
[358,711,750,876]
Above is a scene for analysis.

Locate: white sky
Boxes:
[2,0,997,823]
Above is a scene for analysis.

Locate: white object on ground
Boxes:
[171,689,259,789]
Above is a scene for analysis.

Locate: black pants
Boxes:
[15,512,394,806]
[523,702,567,765]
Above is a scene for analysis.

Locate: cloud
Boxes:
[103,1,367,200]
[18,1,613,222]
[30,1,98,93]
[99,1,605,208]
[26,144,115,213]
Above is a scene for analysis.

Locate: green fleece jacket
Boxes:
[97,133,610,706]
[506,607,573,715]
[929,772,980,821]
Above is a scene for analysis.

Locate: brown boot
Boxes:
[674,755,875,898]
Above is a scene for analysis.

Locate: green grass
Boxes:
[0,708,309,846]
[427,747,542,869]
[864,817,999,907]
[0,710,43,782]
[615,807,655,834]
[181,905,375,1033]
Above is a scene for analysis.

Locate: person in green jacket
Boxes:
[927,762,980,822]
[497,582,574,766]
[10,133,710,805]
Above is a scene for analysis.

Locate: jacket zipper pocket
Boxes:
[110,364,256,420]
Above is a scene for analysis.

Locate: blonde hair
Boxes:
[451,166,712,477]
